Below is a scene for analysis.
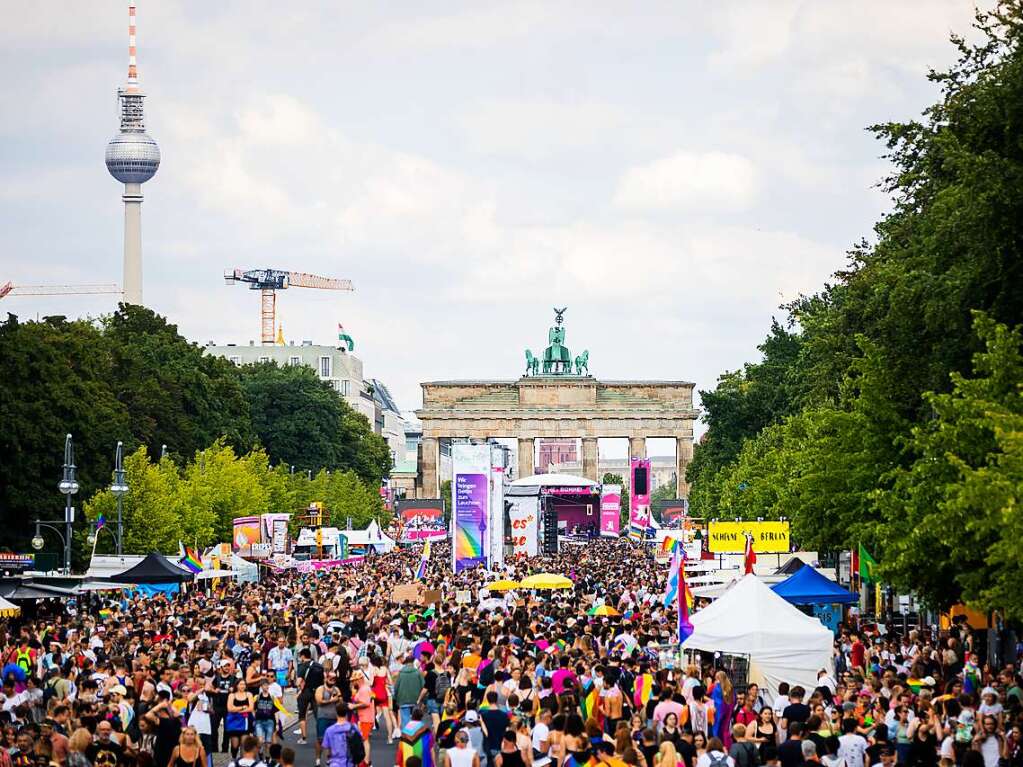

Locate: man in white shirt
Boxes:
[837,719,870,767]
[532,709,552,758]
[696,738,735,767]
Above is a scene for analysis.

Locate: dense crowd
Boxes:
[0,539,1019,767]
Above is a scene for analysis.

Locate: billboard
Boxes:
[653,499,687,527]
[451,444,490,573]
[599,485,622,537]
[707,520,791,553]
[395,499,447,542]
[232,516,261,555]
[629,458,652,532]
[260,513,291,553]
[508,497,538,557]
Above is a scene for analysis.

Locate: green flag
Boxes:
[859,543,879,584]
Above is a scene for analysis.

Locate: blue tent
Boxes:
[771,563,858,605]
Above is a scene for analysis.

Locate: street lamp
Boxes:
[32,522,67,573]
[110,441,128,556]
[55,434,78,573]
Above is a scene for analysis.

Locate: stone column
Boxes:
[420,437,439,499]
[676,437,693,499]
[517,437,535,480]
[581,437,599,482]
[628,435,647,460]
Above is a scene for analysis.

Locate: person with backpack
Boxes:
[729,725,759,767]
[697,737,736,767]
[296,649,326,746]
[322,701,364,767]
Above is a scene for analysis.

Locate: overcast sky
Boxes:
[0,1,979,451]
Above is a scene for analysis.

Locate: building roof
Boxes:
[509,472,599,488]
[371,379,402,414]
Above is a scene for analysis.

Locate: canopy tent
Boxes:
[684,574,833,702]
[344,520,396,553]
[775,557,810,575]
[771,563,858,605]
[108,552,194,584]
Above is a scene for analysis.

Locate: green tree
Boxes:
[877,313,1023,615]
[240,363,392,482]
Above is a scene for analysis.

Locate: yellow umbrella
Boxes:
[588,604,620,616]
[484,580,521,592]
[520,573,574,589]
[0,598,20,618]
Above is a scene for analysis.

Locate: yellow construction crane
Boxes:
[224,268,353,345]
[0,281,122,300]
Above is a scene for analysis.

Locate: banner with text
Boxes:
[452,443,491,573]
[600,484,622,537]
[707,520,791,553]
[508,497,539,556]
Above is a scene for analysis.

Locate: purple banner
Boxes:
[454,473,488,572]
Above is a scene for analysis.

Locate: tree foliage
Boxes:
[688,4,1023,615]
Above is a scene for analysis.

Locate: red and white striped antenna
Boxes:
[126,2,139,92]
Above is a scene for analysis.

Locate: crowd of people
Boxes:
[0,538,1019,767]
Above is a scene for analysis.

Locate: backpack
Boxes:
[346,724,366,765]
[434,671,452,702]
[708,752,730,767]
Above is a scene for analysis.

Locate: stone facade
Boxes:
[415,377,698,499]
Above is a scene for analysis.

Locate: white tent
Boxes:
[684,574,833,702]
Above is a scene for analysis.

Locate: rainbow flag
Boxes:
[98,608,112,619]
[565,752,598,767]
[178,544,203,574]
[634,673,654,709]
[660,537,679,555]
[580,679,599,720]
[678,552,694,645]
[95,514,106,531]
[396,721,434,767]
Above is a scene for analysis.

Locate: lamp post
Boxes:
[110,441,128,556]
[55,434,78,573]
[31,522,69,573]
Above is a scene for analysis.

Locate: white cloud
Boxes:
[614,151,760,212]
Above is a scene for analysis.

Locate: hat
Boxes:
[922,676,936,687]
[109,684,127,696]
[981,687,997,698]
[464,710,479,722]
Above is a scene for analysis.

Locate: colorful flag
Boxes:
[178,543,203,574]
[579,679,598,720]
[858,544,878,584]
[95,514,106,531]
[678,553,694,645]
[98,608,112,619]
[415,541,431,581]
[664,550,680,607]
[660,537,679,555]
[634,673,654,709]
[743,533,757,575]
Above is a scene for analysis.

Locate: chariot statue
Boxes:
[523,307,590,377]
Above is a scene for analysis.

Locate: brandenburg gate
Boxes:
[415,308,698,499]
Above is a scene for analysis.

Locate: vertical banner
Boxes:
[600,484,622,537]
[261,514,291,551]
[451,444,491,573]
[489,445,506,568]
[629,458,652,534]
[508,497,539,556]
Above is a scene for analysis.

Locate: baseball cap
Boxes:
[464,710,479,722]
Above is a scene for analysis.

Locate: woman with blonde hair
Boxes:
[654,741,682,767]
[710,671,735,748]
[66,729,93,767]
[168,726,208,767]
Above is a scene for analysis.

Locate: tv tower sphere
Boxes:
[107,2,159,306]
[105,131,160,184]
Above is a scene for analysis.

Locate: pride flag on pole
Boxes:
[415,540,431,581]
[678,551,694,645]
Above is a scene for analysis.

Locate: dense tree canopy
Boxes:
[0,304,392,558]
[689,5,1023,617]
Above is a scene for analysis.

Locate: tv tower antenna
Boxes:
[105,2,160,306]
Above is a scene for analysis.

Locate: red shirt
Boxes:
[851,640,865,668]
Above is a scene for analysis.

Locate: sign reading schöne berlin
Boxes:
[707,520,791,553]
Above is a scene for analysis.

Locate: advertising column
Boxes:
[451,443,491,573]
[600,484,622,537]
[489,444,506,568]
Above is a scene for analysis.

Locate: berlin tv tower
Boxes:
[105,2,160,306]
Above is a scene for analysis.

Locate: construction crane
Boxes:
[0,281,122,300]
[224,268,353,345]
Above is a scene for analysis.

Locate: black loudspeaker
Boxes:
[542,509,559,554]
[633,466,649,495]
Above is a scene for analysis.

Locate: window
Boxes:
[229,356,241,365]
[319,356,331,378]
[258,356,270,363]
[339,379,351,395]
[289,356,300,366]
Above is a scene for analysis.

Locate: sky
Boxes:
[0,1,980,453]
